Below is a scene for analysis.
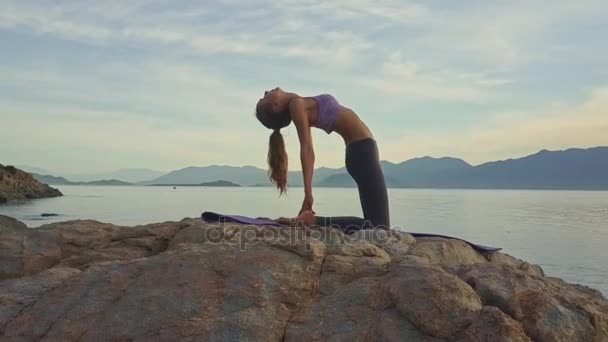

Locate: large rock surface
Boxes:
[0,164,62,203]
[0,218,606,341]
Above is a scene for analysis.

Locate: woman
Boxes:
[256,87,390,232]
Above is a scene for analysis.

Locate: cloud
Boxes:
[380,86,608,164]
[0,0,374,66]
[384,1,608,68]
[364,51,511,101]
[274,0,428,23]
[1,0,607,174]
[0,61,258,126]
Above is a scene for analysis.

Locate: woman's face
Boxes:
[257,87,288,113]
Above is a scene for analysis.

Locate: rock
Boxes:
[454,306,531,342]
[350,229,416,262]
[0,215,27,232]
[319,240,391,296]
[41,213,59,217]
[409,237,488,266]
[487,252,545,277]
[0,218,606,341]
[0,228,26,279]
[0,219,184,280]
[0,165,62,203]
[457,263,608,341]
[286,277,393,341]
[0,267,81,329]
[388,263,484,338]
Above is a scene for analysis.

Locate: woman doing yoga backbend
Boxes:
[255,87,390,233]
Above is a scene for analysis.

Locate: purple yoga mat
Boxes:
[200,211,501,253]
[201,211,284,227]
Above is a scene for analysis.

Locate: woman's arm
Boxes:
[290,99,315,213]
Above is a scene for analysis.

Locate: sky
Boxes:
[1,0,607,174]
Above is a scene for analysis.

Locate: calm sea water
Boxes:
[1,186,607,295]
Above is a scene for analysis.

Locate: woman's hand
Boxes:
[299,193,315,215]
[277,210,316,226]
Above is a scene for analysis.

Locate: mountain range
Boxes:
[31,174,132,186]
[144,147,608,190]
[25,147,608,190]
[18,167,164,183]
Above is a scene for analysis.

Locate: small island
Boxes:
[199,180,240,187]
[150,180,241,187]
[85,179,132,186]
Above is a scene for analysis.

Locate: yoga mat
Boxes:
[201,211,284,227]
[201,211,501,253]
[407,232,501,253]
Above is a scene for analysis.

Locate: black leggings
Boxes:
[315,138,390,233]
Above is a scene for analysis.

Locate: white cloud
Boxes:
[274,0,428,23]
[0,62,257,125]
[405,1,608,68]
[1,0,607,173]
[0,0,373,66]
[364,51,511,101]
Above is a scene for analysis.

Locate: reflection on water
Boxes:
[1,186,607,295]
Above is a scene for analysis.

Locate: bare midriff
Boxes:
[331,107,374,145]
[303,98,373,145]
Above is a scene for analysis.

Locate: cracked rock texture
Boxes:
[0,217,607,341]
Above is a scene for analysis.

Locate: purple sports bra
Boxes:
[311,94,341,134]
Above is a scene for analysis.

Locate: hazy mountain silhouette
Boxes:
[429,147,608,189]
[381,157,472,187]
[31,173,132,186]
[69,168,165,183]
[146,147,608,190]
[30,174,73,185]
[317,173,403,188]
[16,165,54,176]
[18,167,164,183]
[146,166,269,186]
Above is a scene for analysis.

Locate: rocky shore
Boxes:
[0,164,62,204]
[0,215,606,341]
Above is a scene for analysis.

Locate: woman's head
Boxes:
[255,87,292,194]
[255,87,292,130]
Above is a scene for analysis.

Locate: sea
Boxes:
[1,185,607,296]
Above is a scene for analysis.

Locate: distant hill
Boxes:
[382,157,472,188]
[97,169,165,183]
[145,156,474,188]
[31,173,73,185]
[67,168,165,183]
[147,166,268,186]
[18,166,164,183]
[316,173,355,188]
[26,146,608,190]
[317,173,403,188]
[430,147,608,190]
[200,180,241,187]
[16,165,54,176]
[31,173,131,186]
[85,179,132,186]
[143,147,607,189]
[149,180,241,187]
